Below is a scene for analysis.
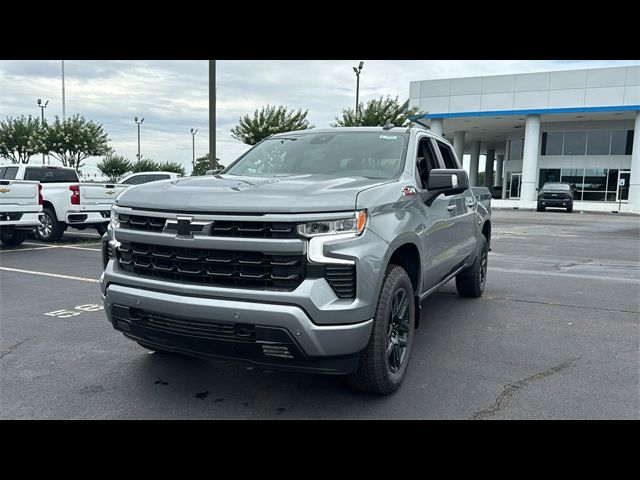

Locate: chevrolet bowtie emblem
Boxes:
[0,187,10,193]
[176,216,193,237]
[106,190,115,195]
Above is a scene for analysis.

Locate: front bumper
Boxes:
[65,210,110,225]
[538,198,572,207]
[0,211,42,228]
[102,283,372,373]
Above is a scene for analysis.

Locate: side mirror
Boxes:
[422,169,469,206]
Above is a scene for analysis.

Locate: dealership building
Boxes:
[409,65,640,211]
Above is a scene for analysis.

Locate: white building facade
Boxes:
[409,66,640,211]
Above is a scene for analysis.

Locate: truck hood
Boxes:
[115,174,392,213]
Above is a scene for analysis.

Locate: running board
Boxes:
[419,265,466,301]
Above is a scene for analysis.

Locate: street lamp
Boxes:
[353,61,364,115]
[134,116,144,161]
[37,99,49,164]
[191,128,198,172]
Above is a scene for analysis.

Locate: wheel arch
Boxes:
[383,240,422,328]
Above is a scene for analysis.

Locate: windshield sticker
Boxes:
[379,135,398,140]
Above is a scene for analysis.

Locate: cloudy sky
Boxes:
[1,59,639,177]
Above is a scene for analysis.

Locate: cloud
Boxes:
[1,59,638,177]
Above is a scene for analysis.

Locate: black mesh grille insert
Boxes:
[117,241,305,291]
[118,214,166,232]
[211,221,297,239]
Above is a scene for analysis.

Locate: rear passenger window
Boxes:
[2,167,19,179]
[436,142,459,169]
[5,167,18,179]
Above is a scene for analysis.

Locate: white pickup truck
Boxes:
[3,164,127,242]
[0,168,43,246]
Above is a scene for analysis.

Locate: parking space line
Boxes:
[489,267,640,283]
[0,246,58,253]
[0,267,98,283]
[59,245,102,252]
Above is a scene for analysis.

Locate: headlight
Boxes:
[298,210,367,238]
[110,205,119,228]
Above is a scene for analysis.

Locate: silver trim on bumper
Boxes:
[104,283,373,357]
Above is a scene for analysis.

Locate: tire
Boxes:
[567,205,573,213]
[36,208,65,242]
[347,264,415,395]
[0,227,29,246]
[455,235,488,298]
[95,223,108,236]
[137,341,175,355]
[537,204,545,212]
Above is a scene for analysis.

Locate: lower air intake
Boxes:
[262,344,294,359]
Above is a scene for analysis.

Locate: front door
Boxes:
[509,173,521,199]
[415,135,458,291]
[617,171,631,202]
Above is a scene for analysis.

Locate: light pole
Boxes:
[61,60,66,120]
[191,128,198,172]
[37,99,49,164]
[209,60,216,171]
[134,116,144,161]
[353,61,364,115]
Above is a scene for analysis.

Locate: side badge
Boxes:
[402,186,417,196]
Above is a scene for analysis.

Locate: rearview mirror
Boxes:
[422,169,469,206]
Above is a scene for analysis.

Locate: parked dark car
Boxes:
[490,186,502,199]
[537,182,574,212]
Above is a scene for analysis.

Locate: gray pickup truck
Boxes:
[100,126,491,394]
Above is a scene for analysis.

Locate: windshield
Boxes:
[542,183,570,191]
[225,131,408,179]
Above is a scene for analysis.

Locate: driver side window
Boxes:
[416,137,440,189]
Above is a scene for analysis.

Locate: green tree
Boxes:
[331,95,421,127]
[42,114,112,171]
[157,161,186,177]
[130,159,159,173]
[0,115,45,164]
[230,105,314,146]
[96,154,132,182]
[191,154,224,176]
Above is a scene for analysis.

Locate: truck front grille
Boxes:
[117,241,305,291]
[211,221,297,239]
[118,214,166,232]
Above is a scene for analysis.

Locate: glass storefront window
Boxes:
[509,139,523,160]
[607,169,619,192]
[582,191,606,201]
[563,131,587,155]
[583,169,607,191]
[586,131,611,155]
[541,132,563,155]
[611,130,634,155]
[560,168,584,200]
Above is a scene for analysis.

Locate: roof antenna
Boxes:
[383,119,395,130]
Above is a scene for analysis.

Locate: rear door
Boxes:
[434,139,476,266]
[414,134,458,291]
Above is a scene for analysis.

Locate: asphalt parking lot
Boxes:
[1,210,639,419]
